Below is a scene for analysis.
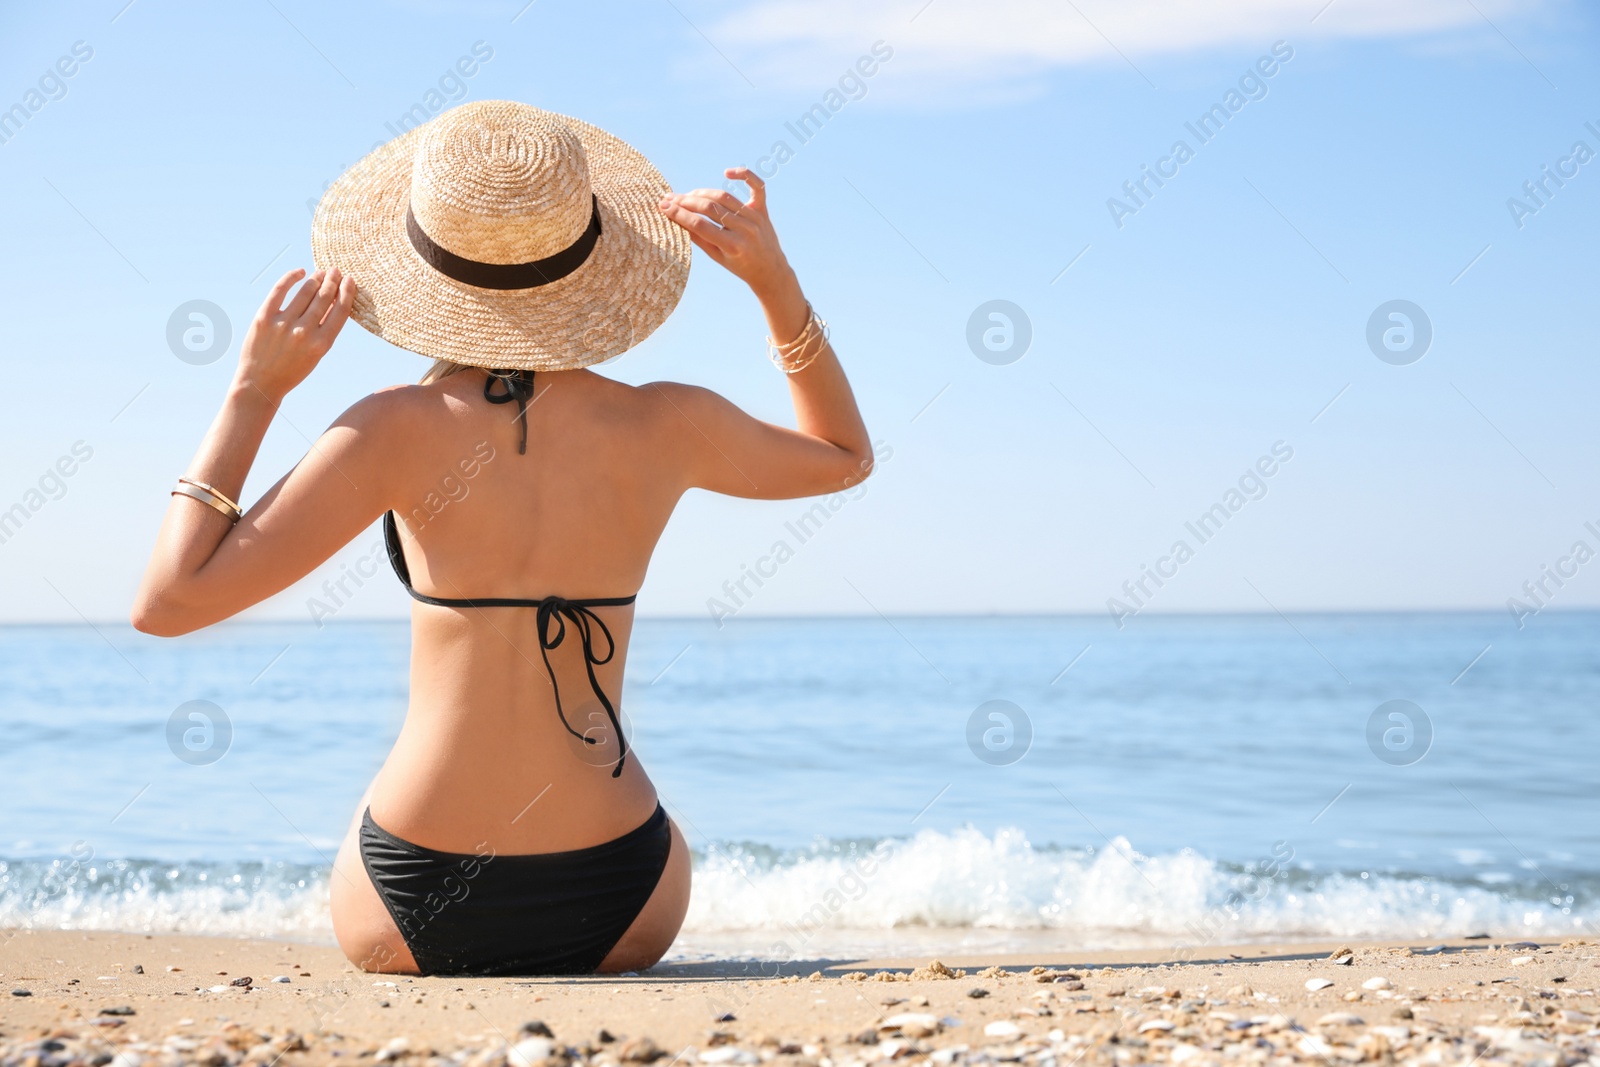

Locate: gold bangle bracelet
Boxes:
[171,483,241,522]
[177,477,241,515]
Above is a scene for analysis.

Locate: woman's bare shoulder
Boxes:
[333,379,480,431]
[626,379,736,422]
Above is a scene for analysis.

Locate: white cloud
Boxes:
[703,0,1554,96]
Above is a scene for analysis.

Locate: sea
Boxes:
[1,611,1595,961]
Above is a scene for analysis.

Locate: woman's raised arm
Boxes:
[652,167,873,500]
[130,267,395,636]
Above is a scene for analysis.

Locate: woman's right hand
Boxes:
[657,167,799,302]
[235,267,357,405]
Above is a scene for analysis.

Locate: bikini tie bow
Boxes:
[534,595,629,778]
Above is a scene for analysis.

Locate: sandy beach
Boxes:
[1,933,1594,1066]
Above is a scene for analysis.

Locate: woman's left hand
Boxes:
[658,168,797,301]
[235,268,357,404]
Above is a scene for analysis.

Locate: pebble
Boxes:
[880,1013,941,1038]
[520,1021,555,1038]
[983,1020,1022,1038]
[1317,1012,1366,1027]
[508,1036,559,1067]
[271,975,291,983]
[699,1050,758,1065]
[713,1011,737,1022]
[10,989,32,997]
[1137,1019,1175,1033]
[131,965,144,974]
[966,987,989,999]
[1305,979,1335,991]
[1511,956,1535,966]
[99,1006,136,1016]
[375,1036,411,1062]
[1297,1034,1335,1058]
[619,1036,664,1063]
[1362,977,1393,990]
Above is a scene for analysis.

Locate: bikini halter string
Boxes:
[535,598,629,778]
[484,369,536,454]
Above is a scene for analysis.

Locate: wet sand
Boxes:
[1,931,1596,1066]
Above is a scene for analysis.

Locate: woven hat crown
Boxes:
[311,98,690,371]
[409,103,594,267]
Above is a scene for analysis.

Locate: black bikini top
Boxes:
[382,368,638,778]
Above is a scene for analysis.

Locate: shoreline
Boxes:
[2,931,1595,1065]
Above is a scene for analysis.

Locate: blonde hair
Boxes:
[419,358,476,385]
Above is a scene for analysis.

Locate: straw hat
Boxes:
[310,100,690,370]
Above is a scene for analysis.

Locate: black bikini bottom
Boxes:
[358,803,672,976]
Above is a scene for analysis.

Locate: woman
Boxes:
[131,101,872,976]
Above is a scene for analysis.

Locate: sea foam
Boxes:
[1,825,1589,957]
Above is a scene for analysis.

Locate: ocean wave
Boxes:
[682,827,1592,956]
[0,857,329,941]
[1,826,1591,956]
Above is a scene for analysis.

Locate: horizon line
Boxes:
[1,605,1592,628]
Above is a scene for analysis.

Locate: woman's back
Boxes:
[373,367,687,855]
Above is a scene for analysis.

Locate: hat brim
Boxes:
[310,106,691,371]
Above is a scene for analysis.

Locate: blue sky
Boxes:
[0,0,1596,625]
